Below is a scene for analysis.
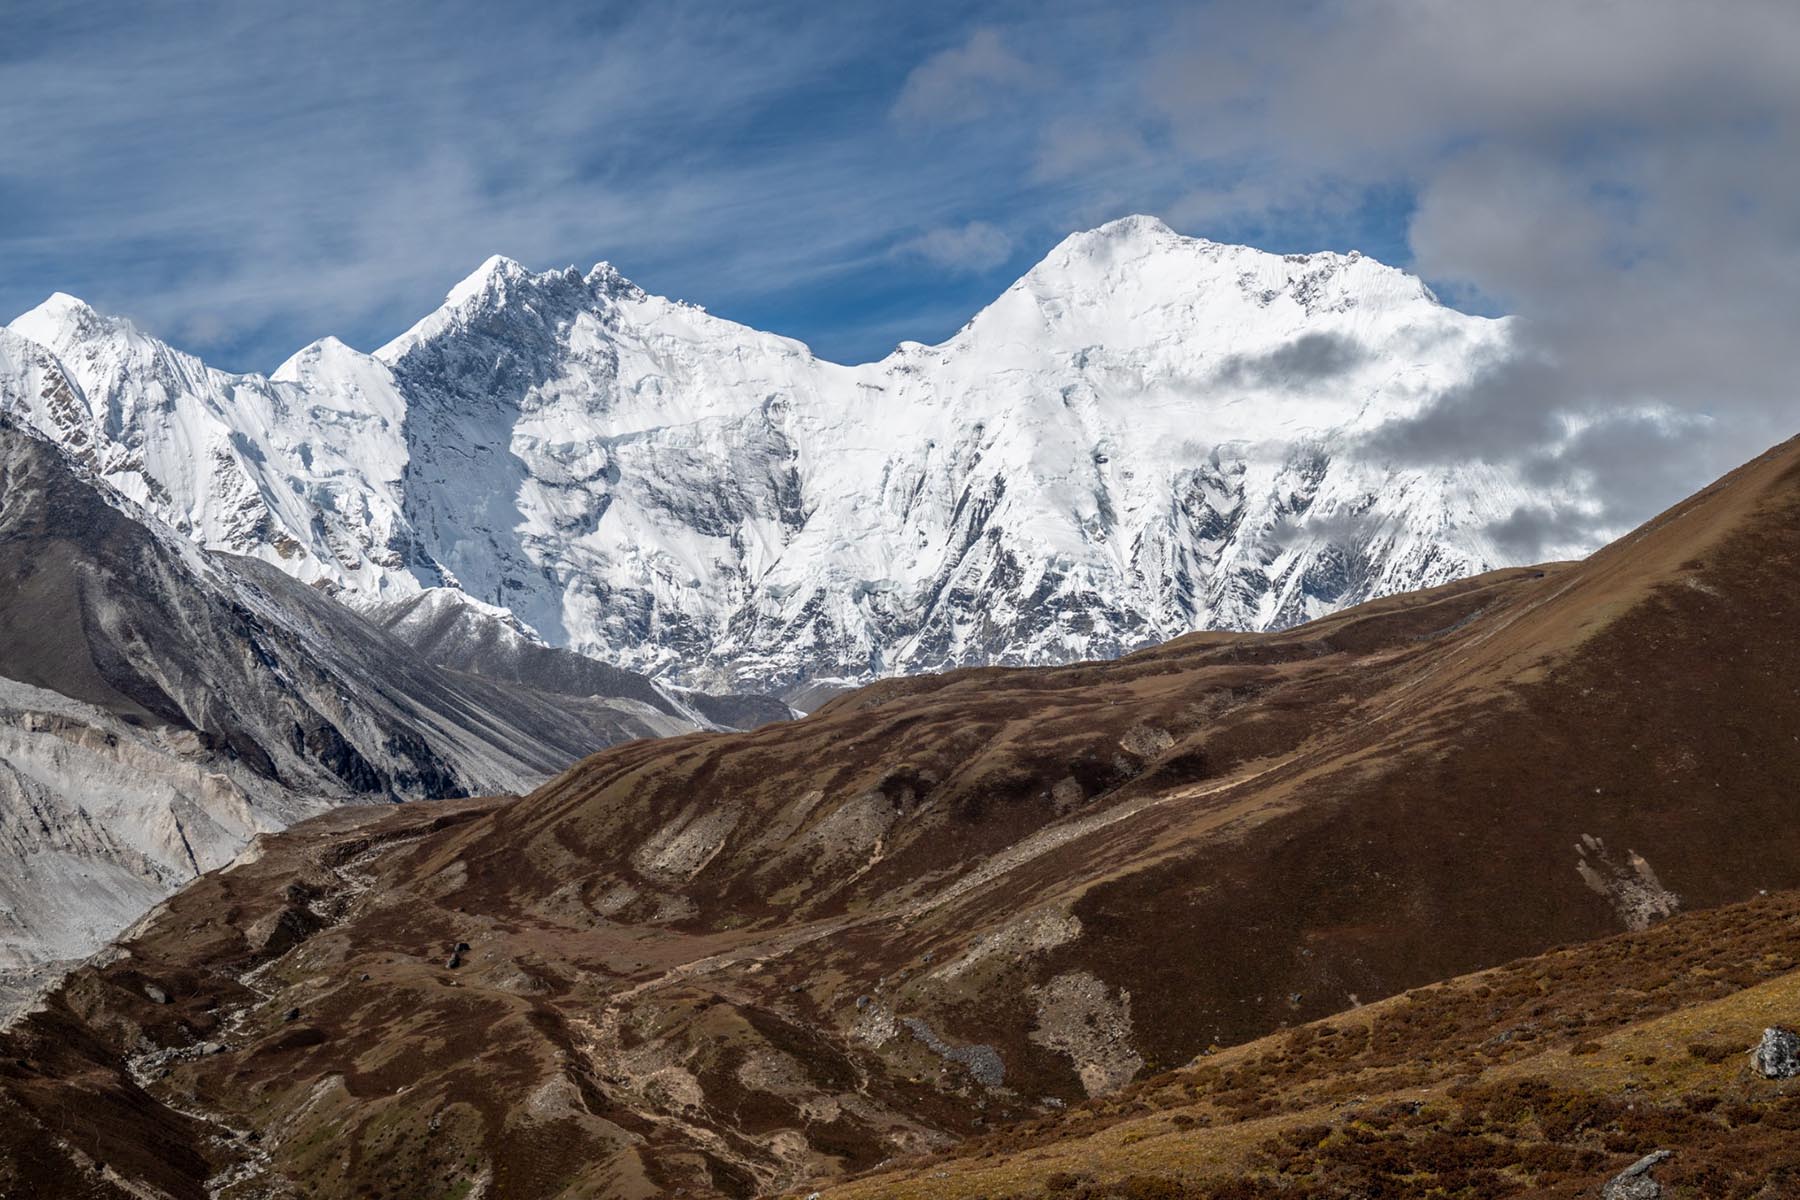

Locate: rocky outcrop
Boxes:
[1028,971,1143,1098]
[1576,834,1682,931]
[1751,1027,1800,1079]
[1602,1150,1672,1199]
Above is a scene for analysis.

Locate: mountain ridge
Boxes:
[0,412,753,994]
[3,219,1567,694]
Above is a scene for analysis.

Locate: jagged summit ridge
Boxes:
[448,253,531,304]
[374,255,667,366]
[2,220,1566,692]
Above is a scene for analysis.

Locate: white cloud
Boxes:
[896,221,1015,273]
[891,29,1037,126]
[1031,117,1151,182]
[1143,0,1800,552]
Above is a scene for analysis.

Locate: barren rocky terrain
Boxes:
[0,413,767,999]
[817,886,1800,1199]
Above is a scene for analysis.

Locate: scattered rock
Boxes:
[902,1017,1005,1088]
[1118,724,1174,758]
[1751,1027,1800,1078]
[359,973,371,982]
[850,999,900,1048]
[1575,836,1680,931]
[1602,1150,1671,1199]
[248,904,324,956]
[142,983,169,1005]
[933,908,1081,981]
[282,1007,301,1023]
[446,951,462,969]
[633,804,742,882]
[1050,775,1086,811]
[1028,970,1144,1097]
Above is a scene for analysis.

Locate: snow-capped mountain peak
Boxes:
[375,254,541,361]
[1018,214,1429,322]
[448,253,531,305]
[11,290,99,330]
[1051,211,1185,257]
[1,220,1571,694]
[273,333,365,379]
[585,260,650,303]
[9,290,129,361]
[372,254,669,369]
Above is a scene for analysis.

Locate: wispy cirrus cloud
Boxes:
[890,29,1039,127]
[0,2,1074,367]
[895,221,1016,273]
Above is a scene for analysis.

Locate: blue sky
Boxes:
[0,0,1432,371]
[3,1,1797,549]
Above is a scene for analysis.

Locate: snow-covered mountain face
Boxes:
[4,217,1561,693]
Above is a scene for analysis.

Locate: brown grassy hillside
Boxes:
[810,886,1800,1199]
[3,434,1800,1198]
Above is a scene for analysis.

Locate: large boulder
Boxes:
[1751,1027,1800,1079]
[1602,1150,1671,1200]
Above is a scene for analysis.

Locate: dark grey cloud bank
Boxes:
[2,1,1796,558]
[1214,333,1370,389]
